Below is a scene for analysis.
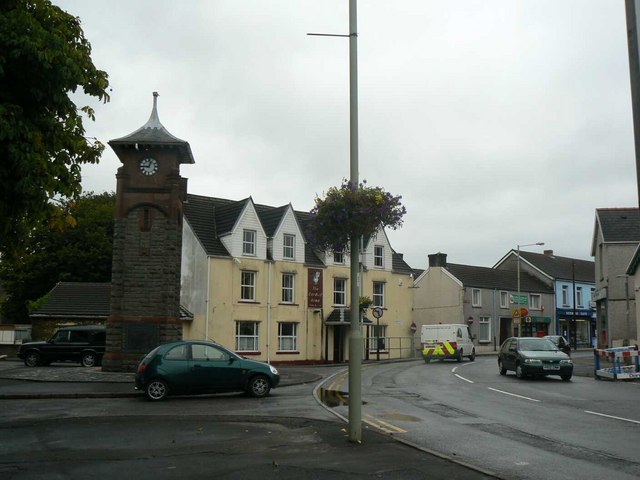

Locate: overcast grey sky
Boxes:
[56,0,637,270]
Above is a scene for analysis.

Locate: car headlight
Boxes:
[269,365,279,375]
[524,359,542,365]
[560,359,572,365]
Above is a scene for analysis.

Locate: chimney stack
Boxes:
[543,250,554,256]
[428,252,447,267]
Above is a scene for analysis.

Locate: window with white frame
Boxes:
[281,273,294,304]
[240,271,256,301]
[500,291,509,308]
[334,278,347,306]
[235,321,259,351]
[242,229,256,256]
[369,324,387,351]
[333,250,344,264]
[561,285,569,306]
[576,286,583,307]
[530,293,541,310]
[472,288,482,307]
[283,234,295,259]
[479,316,491,343]
[374,245,384,267]
[278,322,298,351]
[373,282,385,307]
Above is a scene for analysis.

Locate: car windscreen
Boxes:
[519,339,556,351]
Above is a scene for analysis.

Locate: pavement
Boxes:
[0,352,600,479]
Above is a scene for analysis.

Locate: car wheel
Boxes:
[561,374,572,382]
[247,375,271,398]
[516,363,526,379]
[80,352,97,368]
[498,359,507,375]
[469,349,476,362]
[146,379,169,401]
[24,351,41,367]
[456,350,463,362]
[423,357,431,364]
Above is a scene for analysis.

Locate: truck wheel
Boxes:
[424,357,431,364]
[24,351,41,367]
[81,352,97,367]
[456,350,463,362]
[469,349,476,362]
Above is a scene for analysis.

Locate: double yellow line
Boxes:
[363,414,407,434]
[326,370,407,435]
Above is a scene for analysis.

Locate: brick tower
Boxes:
[103,92,194,371]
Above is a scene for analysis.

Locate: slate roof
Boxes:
[595,208,640,243]
[183,194,231,257]
[295,211,325,266]
[392,253,414,275]
[256,204,289,237]
[445,264,553,293]
[30,282,111,318]
[184,193,411,269]
[518,251,594,283]
[109,92,195,164]
[215,199,248,235]
[29,282,193,320]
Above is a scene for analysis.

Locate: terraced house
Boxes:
[180,194,415,364]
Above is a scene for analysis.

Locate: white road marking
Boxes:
[454,373,474,383]
[585,410,640,425]
[488,387,540,402]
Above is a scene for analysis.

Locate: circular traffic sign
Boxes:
[372,307,383,319]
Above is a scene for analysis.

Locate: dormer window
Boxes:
[334,250,344,264]
[243,229,256,256]
[283,234,295,260]
[374,245,384,268]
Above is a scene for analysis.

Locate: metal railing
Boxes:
[363,335,418,360]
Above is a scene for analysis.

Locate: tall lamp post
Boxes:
[616,274,631,347]
[516,242,544,336]
[308,0,362,443]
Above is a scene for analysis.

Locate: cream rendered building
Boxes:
[180,193,415,364]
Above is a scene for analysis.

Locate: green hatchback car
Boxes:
[498,337,573,381]
[135,340,280,401]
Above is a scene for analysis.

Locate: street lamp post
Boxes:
[307,0,362,444]
[516,242,544,337]
[616,274,631,347]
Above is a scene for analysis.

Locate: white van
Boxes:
[420,324,475,363]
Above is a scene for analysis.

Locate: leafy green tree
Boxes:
[0,0,110,253]
[0,192,115,323]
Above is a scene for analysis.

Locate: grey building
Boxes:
[494,250,595,348]
[591,208,640,348]
[413,253,554,352]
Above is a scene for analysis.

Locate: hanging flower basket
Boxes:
[359,295,372,311]
[308,180,406,253]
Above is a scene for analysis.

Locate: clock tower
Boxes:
[103,92,194,372]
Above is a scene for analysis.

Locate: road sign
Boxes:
[511,294,528,305]
[372,307,383,319]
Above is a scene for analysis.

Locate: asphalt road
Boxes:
[0,375,496,480]
[324,354,640,480]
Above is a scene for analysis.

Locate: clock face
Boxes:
[139,157,159,176]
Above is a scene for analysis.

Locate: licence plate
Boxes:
[543,365,560,370]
